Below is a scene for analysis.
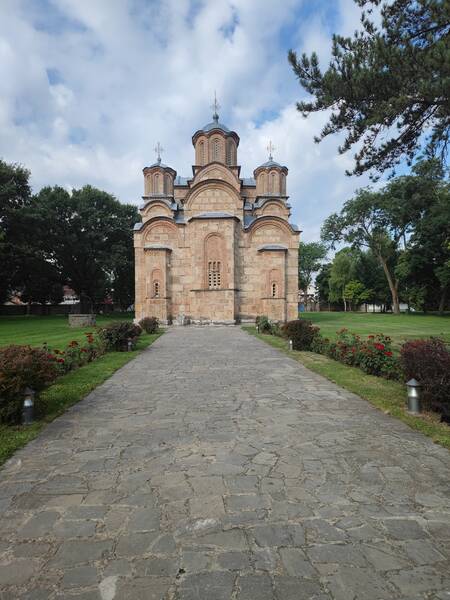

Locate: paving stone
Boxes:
[177,571,235,600]
[0,559,38,585]
[0,327,449,598]
[18,511,60,538]
[280,547,318,576]
[237,573,273,599]
[273,576,327,599]
[382,518,428,540]
[49,539,113,566]
[62,565,98,588]
[217,551,251,570]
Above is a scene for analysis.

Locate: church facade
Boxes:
[134,109,299,324]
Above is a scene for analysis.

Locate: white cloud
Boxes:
[0,0,374,241]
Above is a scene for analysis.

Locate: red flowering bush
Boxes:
[357,333,400,379]
[400,338,450,418]
[0,346,58,424]
[99,321,142,351]
[326,329,361,366]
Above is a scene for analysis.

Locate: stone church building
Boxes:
[134,108,299,324]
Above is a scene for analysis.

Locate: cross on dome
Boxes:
[267,140,276,161]
[154,142,164,164]
[211,91,220,123]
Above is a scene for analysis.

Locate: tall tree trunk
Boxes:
[439,287,448,315]
[378,255,400,314]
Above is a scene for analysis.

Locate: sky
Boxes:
[0,0,375,241]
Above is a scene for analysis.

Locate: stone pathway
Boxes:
[0,327,449,600]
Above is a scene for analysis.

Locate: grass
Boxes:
[0,313,135,350]
[0,332,162,467]
[299,311,450,350]
[244,326,450,450]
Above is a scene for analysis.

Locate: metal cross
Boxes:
[211,91,220,122]
[154,142,164,164]
[267,140,276,161]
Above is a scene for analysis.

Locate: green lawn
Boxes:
[244,326,450,450]
[0,331,162,466]
[299,312,450,349]
[0,313,134,350]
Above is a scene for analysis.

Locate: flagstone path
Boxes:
[0,326,449,599]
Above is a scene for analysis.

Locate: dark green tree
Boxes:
[298,241,327,304]
[31,186,139,312]
[0,160,32,302]
[315,263,332,306]
[288,0,450,176]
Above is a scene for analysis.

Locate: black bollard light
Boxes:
[22,387,35,425]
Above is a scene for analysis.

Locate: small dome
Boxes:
[200,121,231,133]
[257,159,283,169]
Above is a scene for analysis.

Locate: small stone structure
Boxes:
[134,103,299,325]
[68,314,96,328]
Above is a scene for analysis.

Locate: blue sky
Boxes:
[0,0,374,241]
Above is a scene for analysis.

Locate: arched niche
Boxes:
[141,202,173,221]
[204,232,227,289]
[185,180,242,215]
[143,219,178,247]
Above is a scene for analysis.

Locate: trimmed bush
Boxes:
[400,338,450,418]
[281,319,319,350]
[255,315,273,334]
[139,317,159,334]
[99,321,142,352]
[0,346,58,424]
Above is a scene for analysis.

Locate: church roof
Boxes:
[200,120,231,133]
[257,159,284,169]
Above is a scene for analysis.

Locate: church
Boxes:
[133,104,299,324]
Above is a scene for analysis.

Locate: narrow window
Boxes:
[154,173,160,193]
[269,172,276,194]
[153,281,160,298]
[226,140,234,166]
[212,138,220,161]
[271,282,277,298]
[208,261,221,289]
[199,141,205,165]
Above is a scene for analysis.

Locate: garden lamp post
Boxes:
[289,339,293,351]
[22,387,35,425]
[127,338,133,352]
[406,378,422,414]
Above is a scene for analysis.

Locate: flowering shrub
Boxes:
[99,321,142,351]
[357,333,400,379]
[310,328,400,380]
[139,317,159,334]
[0,346,58,424]
[326,329,361,366]
[400,338,450,418]
[281,319,319,350]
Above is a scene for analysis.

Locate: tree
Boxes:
[0,160,32,302]
[343,280,371,311]
[31,186,139,313]
[288,0,450,177]
[316,263,332,306]
[298,241,327,305]
[328,249,358,311]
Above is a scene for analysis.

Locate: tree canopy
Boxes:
[288,0,450,177]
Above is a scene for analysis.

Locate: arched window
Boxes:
[280,173,286,195]
[269,171,277,194]
[260,172,267,194]
[271,282,277,298]
[226,139,234,166]
[212,138,221,162]
[198,141,205,165]
[208,261,221,289]
[153,173,160,194]
[164,174,171,195]
[153,281,160,298]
